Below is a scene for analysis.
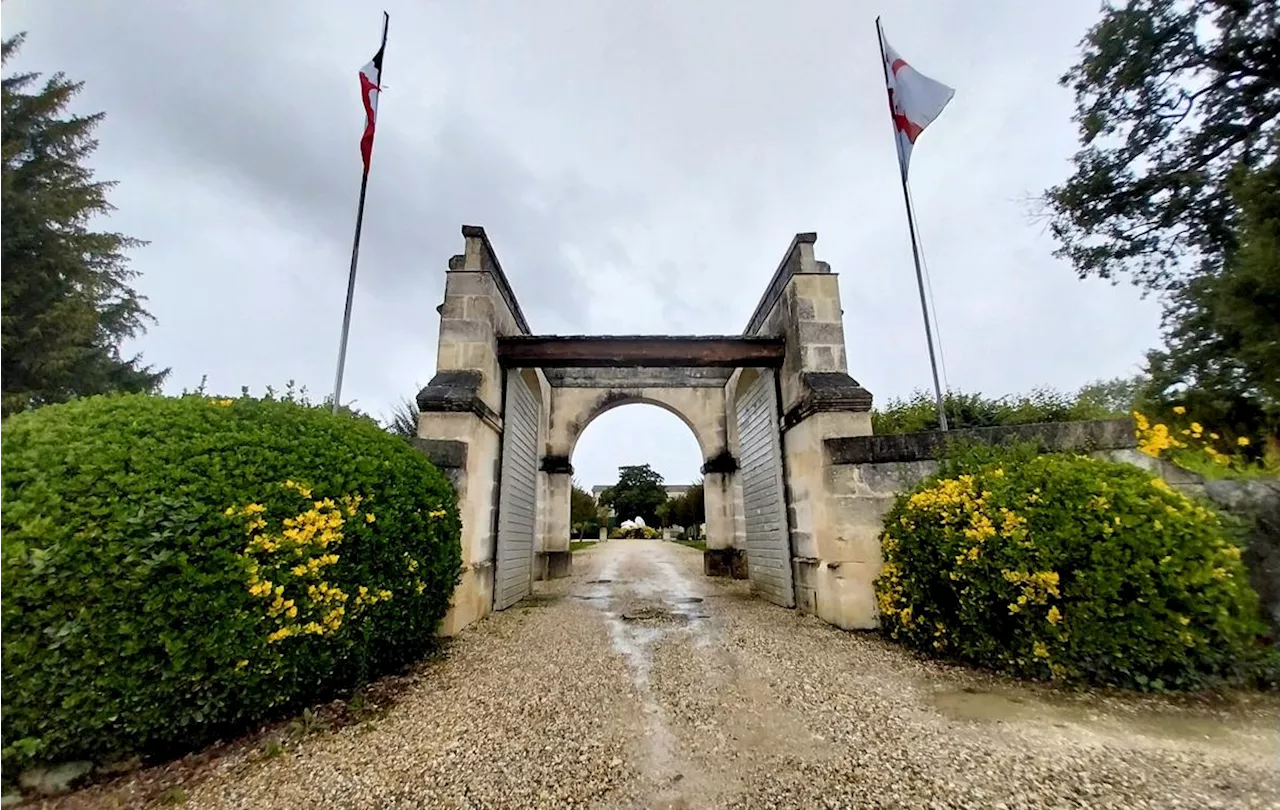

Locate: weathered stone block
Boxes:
[705,548,747,578]
[535,550,572,580]
[440,563,494,636]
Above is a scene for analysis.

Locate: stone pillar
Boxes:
[744,233,877,629]
[417,226,533,635]
[701,451,747,578]
[537,455,573,579]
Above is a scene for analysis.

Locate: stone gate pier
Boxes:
[415,226,878,636]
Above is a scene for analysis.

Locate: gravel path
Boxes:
[57,540,1280,809]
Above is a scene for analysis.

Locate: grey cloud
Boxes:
[5,0,1164,487]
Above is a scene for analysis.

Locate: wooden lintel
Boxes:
[496,336,785,368]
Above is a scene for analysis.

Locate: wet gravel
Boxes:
[50,540,1280,809]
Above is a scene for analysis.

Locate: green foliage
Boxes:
[1044,0,1278,291]
[1,34,166,418]
[1132,408,1280,481]
[1145,159,1280,428]
[872,387,1117,435]
[597,464,668,528]
[1044,2,1279,431]
[664,481,705,529]
[1075,374,1148,416]
[1,392,463,771]
[876,447,1273,690]
[570,482,600,538]
[384,395,420,441]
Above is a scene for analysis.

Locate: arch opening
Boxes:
[569,402,706,541]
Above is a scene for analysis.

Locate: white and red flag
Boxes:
[358,36,386,174]
[880,30,954,178]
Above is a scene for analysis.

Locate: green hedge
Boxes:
[1,393,462,770]
[875,447,1273,690]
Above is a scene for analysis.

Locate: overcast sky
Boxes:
[5,0,1161,489]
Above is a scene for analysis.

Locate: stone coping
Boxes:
[744,232,825,336]
[826,418,1136,466]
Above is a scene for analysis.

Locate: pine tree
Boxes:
[2,34,166,417]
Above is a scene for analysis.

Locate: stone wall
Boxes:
[823,418,1280,634]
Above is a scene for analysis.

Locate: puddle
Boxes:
[932,686,1272,746]
[621,607,691,625]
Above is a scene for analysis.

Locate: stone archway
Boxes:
[416,226,876,636]
[536,372,738,582]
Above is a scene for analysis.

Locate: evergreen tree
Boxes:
[2,34,166,417]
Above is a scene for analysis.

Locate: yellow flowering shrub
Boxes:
[876,445,1271,690]
[1133,409,1278,478]
[0,392,462,772]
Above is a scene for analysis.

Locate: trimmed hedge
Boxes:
[875,447,1273,690]
[1,393,462,770]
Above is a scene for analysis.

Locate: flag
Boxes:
[358,38,386,174]
[881,31,954,178]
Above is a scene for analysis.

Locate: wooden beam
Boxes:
[496,335,785,368]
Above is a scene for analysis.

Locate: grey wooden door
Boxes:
[494,370,539,610]
[735,370,795,607]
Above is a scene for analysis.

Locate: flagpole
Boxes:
[331,11,390,416]
[875,16,949,432]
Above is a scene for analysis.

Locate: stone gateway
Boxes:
[416,226,878,635]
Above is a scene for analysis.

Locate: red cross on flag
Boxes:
[880,30,954,178]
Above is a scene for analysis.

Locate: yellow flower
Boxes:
[1172,405,1186,415]
[1047,606,1061,625]
[1238,436,1251,447]
[428,509,447,520]
[292,564,308,577]
[267,626,295,644]
[365,513,376,524]
[1032,641,1050,659]
[236,659,249,669]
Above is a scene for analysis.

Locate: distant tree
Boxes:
[666,480,705,529]
[570,481,599,538]
[598,464,667,528]
[1075,374,1148,415]
[1,34,166,417]
[386,395,419,440]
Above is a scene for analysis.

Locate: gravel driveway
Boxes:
[55,539,1280,809]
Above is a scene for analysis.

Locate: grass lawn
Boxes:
[671,539,707,551]
[569,541,597,552]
